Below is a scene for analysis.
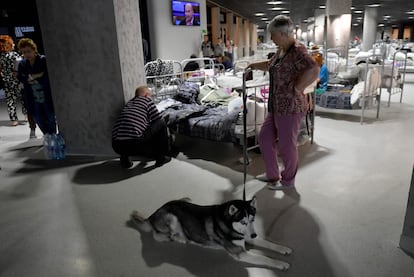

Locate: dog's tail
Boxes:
[128,210,152,232]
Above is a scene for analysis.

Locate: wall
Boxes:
[147,0,207,61]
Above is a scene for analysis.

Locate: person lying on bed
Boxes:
[112,85,173,168]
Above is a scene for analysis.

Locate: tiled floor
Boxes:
[1,77,414,276]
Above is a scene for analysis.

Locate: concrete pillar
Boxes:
[250,23,258,55]
[226,12,234,42]
[36,0,145,155]
[314,8,325,46]
[361,7,379,51]
[211,7,220,46]
[325,0,351,58]
[242,19,248,57]
[400,165,414,255]
[307,23,315,45]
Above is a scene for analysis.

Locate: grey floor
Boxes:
[1,76,414,277]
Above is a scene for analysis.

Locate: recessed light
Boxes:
[319,5,326,9]
[268,7,284,11]
[406,11,414,14]
[378,23,384,27]
[254,13,266,16]
[350,7,355,10]
[281,10,290,14]
[261,18,269,21]
[353,23,359,26]
[368,4,381,8]
[354,10,363,14]
[266,1,284,4]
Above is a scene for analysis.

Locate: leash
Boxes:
[242,69,251,201]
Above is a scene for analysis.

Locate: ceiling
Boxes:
[209,0,414,30]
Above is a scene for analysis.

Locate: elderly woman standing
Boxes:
[249,15,319,190]
[17,38,56,136]
[0,35,26,126]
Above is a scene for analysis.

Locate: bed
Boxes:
[146,58,316,148]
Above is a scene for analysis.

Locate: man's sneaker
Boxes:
[255,173,278,183]
[267,181,294,191]
[120,157,133,169]
[29,130,37,139]
[155,156,172,167]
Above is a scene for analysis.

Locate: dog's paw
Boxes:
[279,246,293,256]
[279,261,290,271]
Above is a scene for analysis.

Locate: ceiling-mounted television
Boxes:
[172,1,200,26]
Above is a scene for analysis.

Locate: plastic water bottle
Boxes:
[49,134,57,160]
[43,134,51,159]
[56,134,66,160]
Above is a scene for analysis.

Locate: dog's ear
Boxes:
[228,204,238,216]
[250,196,257,209]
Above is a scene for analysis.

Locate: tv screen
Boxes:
[172,1,200,26]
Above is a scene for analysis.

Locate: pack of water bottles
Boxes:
[43,133,66,160]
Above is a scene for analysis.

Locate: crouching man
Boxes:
[112,85,172,168]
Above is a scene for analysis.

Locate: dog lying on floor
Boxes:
[127,196,292,271]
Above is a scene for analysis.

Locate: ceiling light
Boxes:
[254,13,266,16]
[266,1,284,4]
[409,17,414,20]
[406,11,414,14]
[303,19,309,23]
[319,5,326,9]
[367,4,381,8]
[353,23,359,26]
[378,23,384,27]
[281,10,290,14]
[354,10,363,14]
[261,18,269,21]
[350,7,355,10]
[268,7,284,11]
[383,15,391,18]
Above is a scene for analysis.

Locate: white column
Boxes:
[314,8,325,46]
[361,7,379,51]
[325,0,352,58]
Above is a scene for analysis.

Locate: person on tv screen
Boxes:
[179,3,200,26]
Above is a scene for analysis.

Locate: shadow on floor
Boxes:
[72,160,158,185]
[126,220,253,277]
[298,142,332,168]
[247,187,350,277]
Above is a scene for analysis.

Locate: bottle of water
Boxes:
[49,134,57,160]
[43,134,51,159]
[56,134,66,160]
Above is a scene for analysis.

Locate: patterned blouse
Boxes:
[268,42,317,115]
[0,51,20,88]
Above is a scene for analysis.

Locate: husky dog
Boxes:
[128,197,292,271]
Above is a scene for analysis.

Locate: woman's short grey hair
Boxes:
[267,15,294,36]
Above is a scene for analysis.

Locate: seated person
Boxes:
[183,54,200,72]
[312,50,328,94]
[215,54,232,70]
[112,85,173,168]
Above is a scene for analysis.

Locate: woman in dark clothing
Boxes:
[17,38,56,135]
